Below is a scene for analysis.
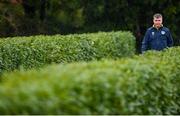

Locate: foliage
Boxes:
[0,47,179,114]
[0,31,135,74]
[0,0,179,50]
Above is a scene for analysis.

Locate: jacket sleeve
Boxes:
[167,30,173,47]
[141,30,150,53]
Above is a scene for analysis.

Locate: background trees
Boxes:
[0,0,179,52]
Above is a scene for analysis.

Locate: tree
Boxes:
[0,0,179,52]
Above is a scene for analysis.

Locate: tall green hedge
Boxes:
[0,31,135,74]
[0,47,179,114]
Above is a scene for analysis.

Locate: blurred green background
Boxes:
[0,0,179,53]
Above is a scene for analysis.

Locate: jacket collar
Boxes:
[152,24,163,30]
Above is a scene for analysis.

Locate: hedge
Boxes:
[0,31,135,74]
[0,47,179,114]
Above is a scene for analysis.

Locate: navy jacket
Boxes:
[141,26,173,53]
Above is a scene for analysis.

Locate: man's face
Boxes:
[153,17,163,28]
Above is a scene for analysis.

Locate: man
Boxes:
[141,13,173,53]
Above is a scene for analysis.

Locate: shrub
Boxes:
[0,47,179,114]
[0,31,135,74]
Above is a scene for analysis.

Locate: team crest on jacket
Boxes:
[161,31,165,35]
[152,32,155,36]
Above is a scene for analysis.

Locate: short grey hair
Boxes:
[153,13,163,19]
